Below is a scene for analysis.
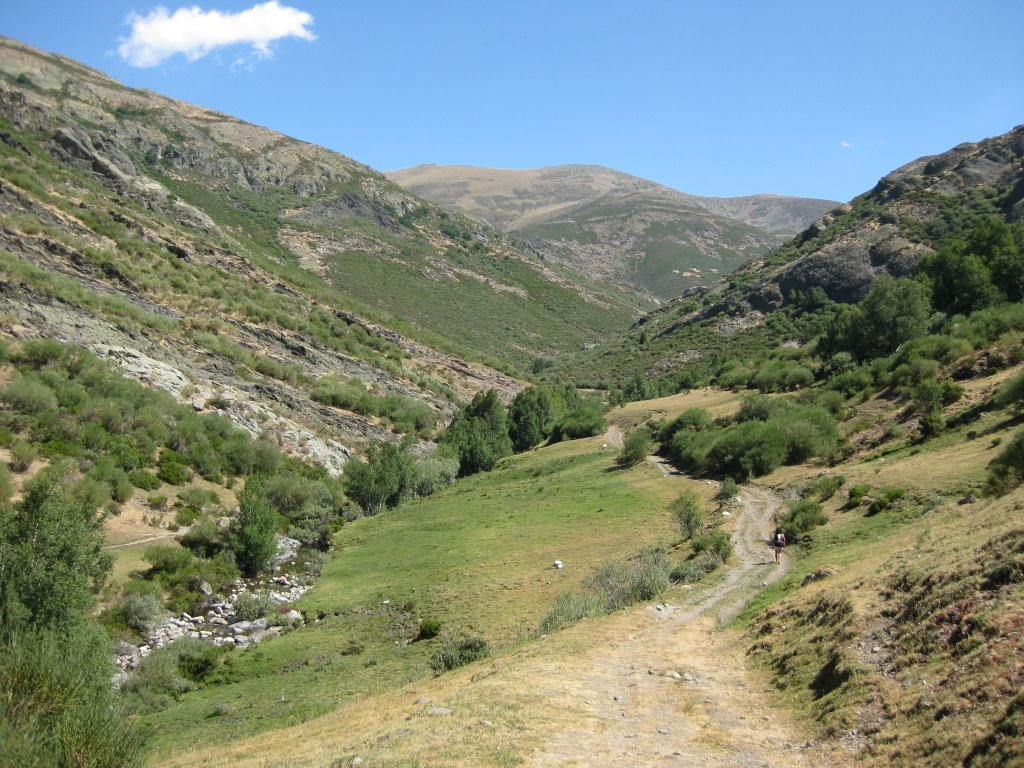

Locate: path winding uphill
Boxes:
[528,484,847,768]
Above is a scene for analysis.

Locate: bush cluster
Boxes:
[778,498,827,540]
[660,397,839,480]
[671,550,723,583]
[537,545,671,635]
[428,634,490,672]
[311,376,437,436]
[986,429,1024,495]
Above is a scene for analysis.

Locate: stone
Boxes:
[230,621,254,633]
[115,640,140,657]
[428,706,453,716]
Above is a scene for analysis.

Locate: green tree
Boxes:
[615,428,652,468]
[230,478,279,577]
[440,389,513,476]
[508,387,554,452]
[343,440,418,514]
[0,482,149,766]
[822,275,932,360]
[920,245,998,315]
[670,490,705,539]
[0,479,111,633]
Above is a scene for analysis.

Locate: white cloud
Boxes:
[118,2,315,68]
[840,140,853,149]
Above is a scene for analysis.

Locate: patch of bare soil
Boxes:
[529,485,851,767]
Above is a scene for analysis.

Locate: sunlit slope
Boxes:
[141,431,703,761]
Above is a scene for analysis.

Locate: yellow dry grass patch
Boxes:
[156,591,840,768]
[610,387,745,430]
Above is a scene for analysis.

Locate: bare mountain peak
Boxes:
[387,163,839,300]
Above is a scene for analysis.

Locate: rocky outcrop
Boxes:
[0,36,548,470]
[681,124,1024,322]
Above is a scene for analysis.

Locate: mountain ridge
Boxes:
[0,35,643,467]
[387,163,839,301]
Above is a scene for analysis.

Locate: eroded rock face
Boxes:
[0,37,535,470]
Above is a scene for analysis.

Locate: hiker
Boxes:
[773,527,786,564]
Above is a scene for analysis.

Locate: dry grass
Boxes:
[609,388,745,432]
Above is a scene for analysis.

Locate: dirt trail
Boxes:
[102,531,176,549]
[529,484,846,767]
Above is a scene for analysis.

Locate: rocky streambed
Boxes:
[113,537,317,683]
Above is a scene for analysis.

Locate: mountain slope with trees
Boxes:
[547,123,1024,398]
[0,36,647,466]
[387,163,839,301]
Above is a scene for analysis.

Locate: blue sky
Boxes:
[3,1,1022,202]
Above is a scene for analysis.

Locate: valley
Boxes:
[1,30,1023,768]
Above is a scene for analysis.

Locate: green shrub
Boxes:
[157,459,188,486]
[779,498,827,540]
[88,460,134,503]
[718,365,753,390]
[144,544,193,576]
[798,389,847,418]
[671,550,723,583]
[669,428,717,470]
[233,592,276,621]
[615,428,652,467]
[416,618,441,640]
[1,376,59,414]
[716,477,739,501]
[657,408,712,446]
[867,487,905,515]
[119,592,167,636]
[178,517,228,558]
[847,484,871,507]
[230,478,279,577]
[589,544,671,611]
[691,529,733,562]
[549,404,606,442]
[706,421,790,479]
[0,628,149,768]
[9,439,38,472]
[670,490,705,539]
[804,474,845,502]
[15,339,65,368]
[177,486,219,510]
[121,639,222,712]
[174,637,223,683]
[147,493,168,509]
[995,371,1024,408]
[0,462,13,502]
[537,591,603,635]
[129,470,162,490]
[413,453,460,497]
[428,634,491,672]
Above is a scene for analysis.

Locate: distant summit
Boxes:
[388,164,839,301]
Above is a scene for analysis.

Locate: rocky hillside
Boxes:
[0,37,644,466]
[549,123,1024,390]
[387,163,838,301]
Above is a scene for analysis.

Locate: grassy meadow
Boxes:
[141,430,701,760]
